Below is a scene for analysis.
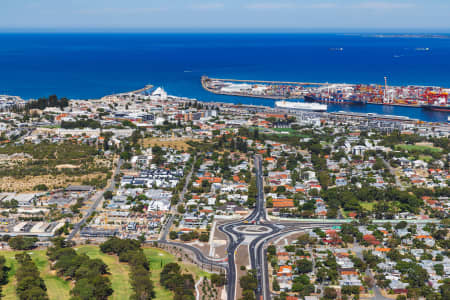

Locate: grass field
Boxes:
[0,246,210,300]
[396,144,442,153]
[271,128,296,133]
[360,202,376,211]
[76,246,132,300]
[144,247,211,299]
[145,248,175,299]
[419,155,434,162]
[2,249,70,300]
[270,128,310,138]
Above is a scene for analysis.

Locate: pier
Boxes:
[201,76,313,100]
[204,76,327,86]
[129,84,154,95]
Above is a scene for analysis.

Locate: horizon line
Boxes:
[1,27,450,34]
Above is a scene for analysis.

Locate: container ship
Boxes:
[420,91,450,112]
[421,104,450,112]
[275,100,327,112]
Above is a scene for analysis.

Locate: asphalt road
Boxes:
[63,152,412,300]
[219,155,347,300]
[382,158,403,189]
[67,158,123,241]
[219,155,286,300]
[155,154,395,300]
[156,240,227,268]
[160,158,195,242]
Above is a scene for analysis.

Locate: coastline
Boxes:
[4,84,449,125]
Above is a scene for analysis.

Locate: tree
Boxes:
[324,287,337,300]
[160,263,194,299]
[440,280,450,300]
[8,236,38,250]
[318,171,330,188]
[373,158,385,170]
[103,191,113,200]
[296,259,313,274]
[15,253,49,300]
[99,238,153,299]
[169,231,178,240]
[199,233,209,242]
[272,279,280,291]
[33,184,48,191]
[316,267,328,282]
[267,245,276,256]
[395,221,407,230]
[71,278,96,299]
[239,270,257,297]
[434,264,444,276]
[210,273,226,286]
[240,289,255,300]
[177,205,186,214]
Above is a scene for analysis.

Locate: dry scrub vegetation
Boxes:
[0,141,113,192]
[141,137,199,151]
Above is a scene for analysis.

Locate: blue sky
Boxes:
[1,0,450,32]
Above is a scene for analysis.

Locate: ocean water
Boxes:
[0,33,449,122]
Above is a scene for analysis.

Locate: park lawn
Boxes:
[270,128,309,137]
[360,202,375,211]
[76,245,132,300]
[1,249,70,300]
[144,248,175,299]
[144,247,211,299]
[339,208,347,218]
[271,128,296,133]
[396,144,442,153]
[419,155,434,162]
[1,246,211,300]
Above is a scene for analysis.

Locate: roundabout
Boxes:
[233,224,273,235]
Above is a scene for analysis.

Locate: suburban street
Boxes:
[160,157,196,242]
[67,158,123,241]
[153,154,435,300]
[218,155,338,300]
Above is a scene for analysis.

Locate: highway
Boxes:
[67,158,123,241]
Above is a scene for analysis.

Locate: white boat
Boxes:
[275,100,327,112]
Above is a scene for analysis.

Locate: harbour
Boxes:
[1,33,450,122]
[201,76,450,112]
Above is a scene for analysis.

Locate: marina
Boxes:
[201,76,450,112]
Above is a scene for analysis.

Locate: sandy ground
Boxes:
[188,240,211,257]
[0,172,108,192]
[212,225,229,258]
[273,232,305,247]
[380,289,401,299]
[141,137,200,151]
[56,164,79,169]
[197,278,224,300]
